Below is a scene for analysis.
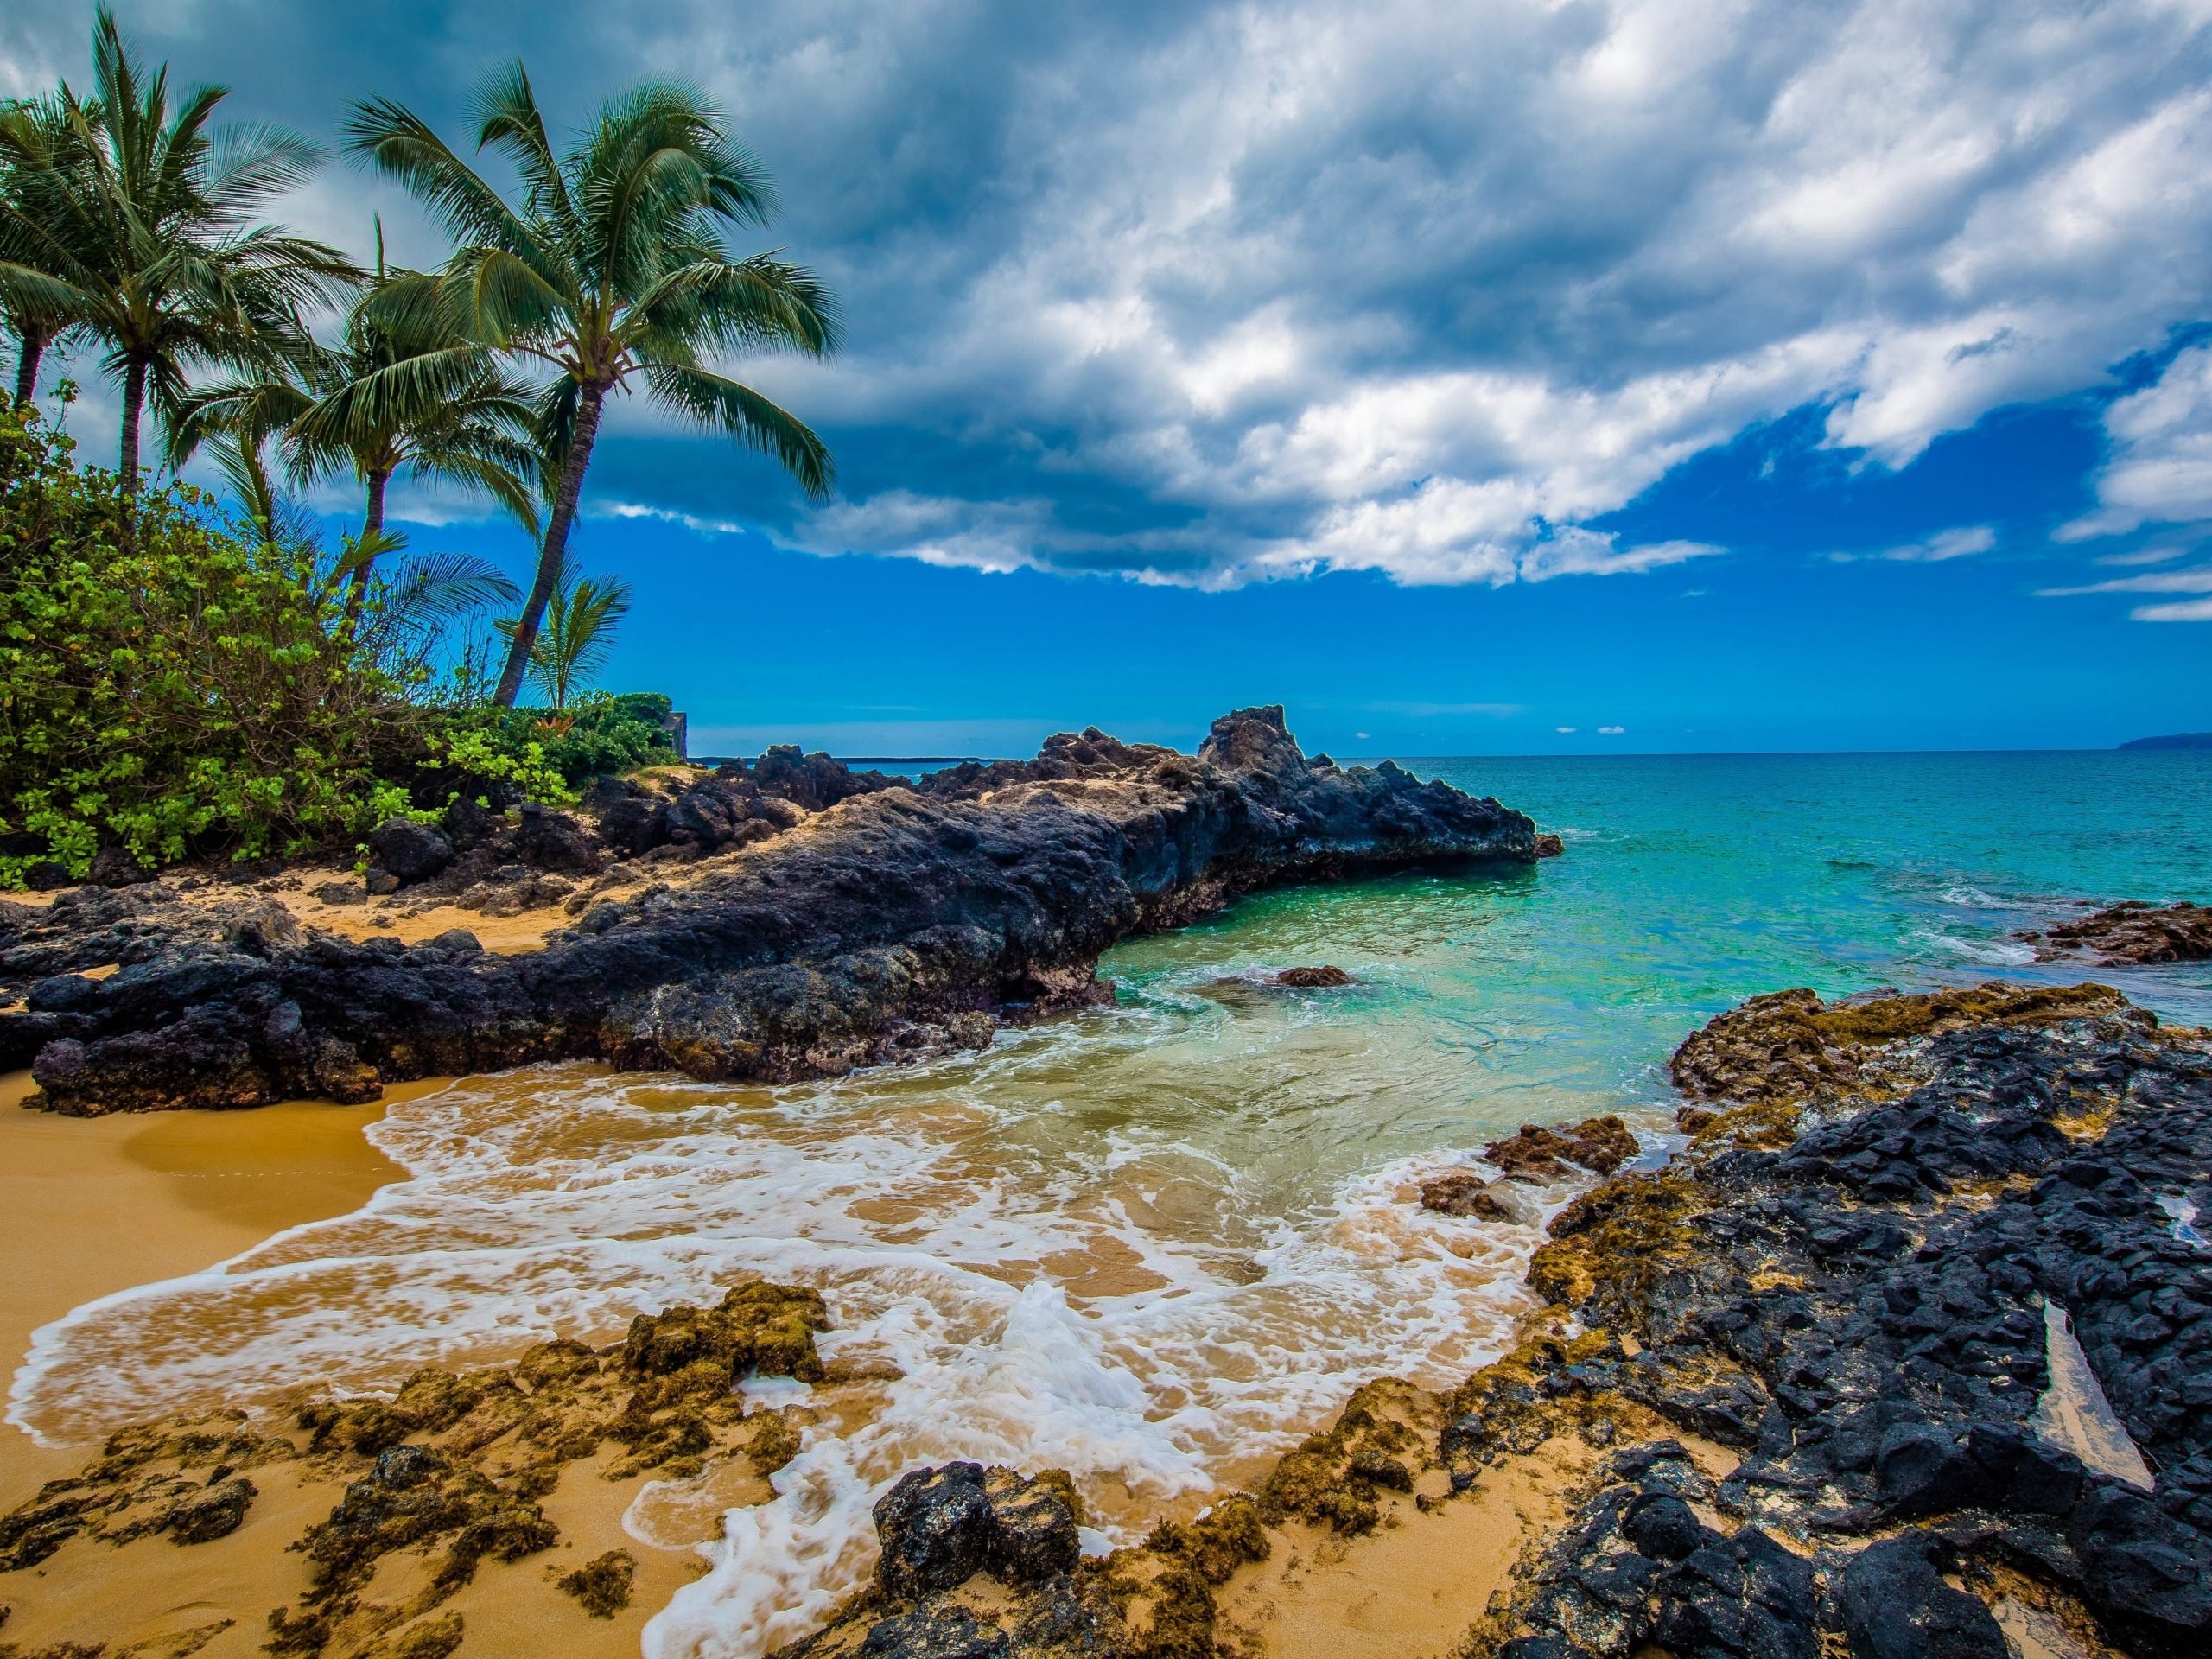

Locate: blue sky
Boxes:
[7,1,2211,755]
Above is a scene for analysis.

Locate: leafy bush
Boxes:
[0,406,677,887]
[494,691,677,785]
[0,405,417,883]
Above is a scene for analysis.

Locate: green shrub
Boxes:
[0,406,681,887]
[493,691,677,785]
[0,406,417,883]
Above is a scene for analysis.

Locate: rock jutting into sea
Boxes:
[0,706,1540,1115]
[2019,900,2212,965]
[779,981,2210,1659]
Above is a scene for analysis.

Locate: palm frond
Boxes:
[642,361,834,500]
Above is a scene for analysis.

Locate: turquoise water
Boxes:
[1109,748,2212,1111]
[15,750,2210,1658]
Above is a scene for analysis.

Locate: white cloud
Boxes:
[1556,726,1578,734]
[12,0,2212,588]
[2061,346,2212,540]
[751,0,2212,586]
[2133,596,2212,620]
[1892,524,1996,562]
[1827,523,1996,562]
[2037,561,2212,620]
[2036,566,2212,596]
[1599,725,1626,734]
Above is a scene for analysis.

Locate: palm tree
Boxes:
[0,7,356,493]
[499,554,631,710]
[168,238,543,615]
[0,92,96,406]
[344,64,840,705]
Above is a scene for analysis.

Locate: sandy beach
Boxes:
[0,1071,407,1503]
[0,1073,723,1656]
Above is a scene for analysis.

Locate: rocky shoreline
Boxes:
[783,981,2211,1659]
[0,708,1539,1115]
[3,982,2207,1657]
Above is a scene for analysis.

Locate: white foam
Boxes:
[10,1013,1609,1659]
[1904,926,2037,967]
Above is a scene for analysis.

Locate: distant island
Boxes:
[2118,732,2212,750]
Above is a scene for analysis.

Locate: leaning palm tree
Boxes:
[0,7,356,492]
[344,63,840,705]
[168,242,543,614]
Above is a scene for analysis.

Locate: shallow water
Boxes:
[10,749,2209,1657]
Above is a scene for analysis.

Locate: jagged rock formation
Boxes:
[0,707,1537,1113]
[2021,901,2212,965]
[789,984,2211,1659]
[1491,984,2212,1658]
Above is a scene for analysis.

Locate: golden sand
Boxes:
[0,1073,727,1656]
[0,1070,405,1503]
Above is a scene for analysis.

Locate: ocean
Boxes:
[10,748,2209,1656]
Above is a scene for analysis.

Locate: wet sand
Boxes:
[0,1071,409,1504]
[0,1073,716,1656]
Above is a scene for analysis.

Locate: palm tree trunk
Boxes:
[13,326,49,406]
[346,468,391,623]
[118,356,147,494]
[494,382,605,708]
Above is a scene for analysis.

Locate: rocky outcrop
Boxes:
[1489,984,2212,1657]
[2023,900,2212,965]
[2,708,1538,1112]
[783,986,2210,1659]
[3,1280,831,1658]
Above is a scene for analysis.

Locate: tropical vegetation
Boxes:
[0,9,840,885]
[343,65,839,702]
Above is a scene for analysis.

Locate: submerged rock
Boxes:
[1420,1170,1516,1219]
[1274,964,1354,987]
[1484,1116,1639,1181]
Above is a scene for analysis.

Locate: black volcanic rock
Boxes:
[1488,987,2212,1658]
[3,707,1538,1113]
[367,818,454,886]
[2023,899,2212,964]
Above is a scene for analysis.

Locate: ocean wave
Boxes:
[12,1060,1574,1659]
[1902,926,2038,967]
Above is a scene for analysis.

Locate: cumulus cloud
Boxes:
[1599,725,1626,734]
[2061,346,2212,541]
[9,0,2212,588]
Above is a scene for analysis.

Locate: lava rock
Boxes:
[441,793,499,849]
[367,818,454,886]
[1421,1172,1516,1220]
[874,1463,995,1599]
[514,804,603,875]
[1276,964,1354,987]
[167,1475,257,1544]
[1837,1533,2006,1659]
[2029,900,2212,964]
[86,846,155,887]
[14,707,1541,1113]
[982,1467,1082,1585]
[859,1608,1009,1659]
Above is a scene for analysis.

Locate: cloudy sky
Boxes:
[7,0,2212,753]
